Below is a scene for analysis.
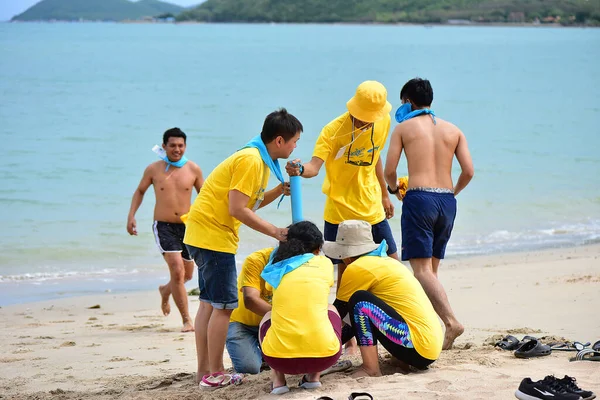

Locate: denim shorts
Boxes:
[226,322,262,374]
[186,245,238,309]
[324,219,398,264]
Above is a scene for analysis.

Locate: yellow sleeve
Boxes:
[312,125,334,161]
[383,114,391,142]
[230,153,264,198]
[240,248,273,292]
[336,265,376,302]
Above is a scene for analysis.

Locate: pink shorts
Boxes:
[260,310,342,374]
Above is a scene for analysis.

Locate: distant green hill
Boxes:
[177,0,600,25]
[12,0,184,21]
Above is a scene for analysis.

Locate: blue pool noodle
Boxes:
[290,175,303,223]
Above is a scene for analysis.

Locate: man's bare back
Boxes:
[389,115,470,193]
[384,77,474,350]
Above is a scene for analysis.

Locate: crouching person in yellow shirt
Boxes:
[226,248,274,374]
[258,221,342,395]
[323,220,443,377]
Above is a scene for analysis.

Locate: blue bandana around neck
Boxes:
[241,135,285,208]
[395,103,436,125]
[260,251,314,289]
[153,146,188,171]
[364,239,388,257]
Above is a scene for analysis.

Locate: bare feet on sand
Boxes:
[181,319,194,333]
[351,367,382,378]
[442,322,465,350]
[344,337,360,356]
[159,285,171,316]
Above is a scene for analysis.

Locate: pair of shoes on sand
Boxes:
[496,335,551,358]
[515,375,595,400]
[199,372,243,390]
[270,375,322,395]
[317,393,374,400]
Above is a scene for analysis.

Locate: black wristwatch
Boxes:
[387,185,400,195]
[299,164,305,176]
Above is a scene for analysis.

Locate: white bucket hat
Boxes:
[322,220,379,260]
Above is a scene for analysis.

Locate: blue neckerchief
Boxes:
[260,253,314,289]
[395,103,437,125]
[161,155,188,171]
[241,135,285,208]
[364,239,388,257]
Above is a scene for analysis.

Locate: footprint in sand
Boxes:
[109,357,134,362]
[426,379,452,391]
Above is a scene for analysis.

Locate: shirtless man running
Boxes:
[127,127,204,332]
[384,78,474,349]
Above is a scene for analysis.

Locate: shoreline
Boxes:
[1,241,598,307]
[1,243,598,398]
[4,20,599,28]
[1,241,599,307]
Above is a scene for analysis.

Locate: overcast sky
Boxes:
[1,0,204,21]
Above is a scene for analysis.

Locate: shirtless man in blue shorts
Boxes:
[384,78,474,350]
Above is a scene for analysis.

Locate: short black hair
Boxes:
[400,78,434,108]
[260,108,303,144]
[163,127,186,145]
[272,221,323,263]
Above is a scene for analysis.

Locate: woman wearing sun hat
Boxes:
[285,81,399,284]
[324,220,443,377]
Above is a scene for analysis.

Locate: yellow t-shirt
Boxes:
[230,248,274,327]
[184,148,270,253]
[261,256,340,359]
[313,112,391,225]
[337,256,443,360]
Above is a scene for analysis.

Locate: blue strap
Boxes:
[241,135,285,208]
[364,239,388,257]
[260,253,314,289]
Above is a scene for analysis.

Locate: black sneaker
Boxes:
[515,377,582,400]
[557,376,596,400]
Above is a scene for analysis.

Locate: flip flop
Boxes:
[321,359,353,376]
[349,393,374,400]
[199,373,226,390]
[199,372,244,390]
[270,384,290,395]
[514,339,552,358]
[299,375,322,389]
[551,341,590,351]
[569,348,600,362]
[593,340,600,351]
[495,335,521,350]
[316,397,335,400]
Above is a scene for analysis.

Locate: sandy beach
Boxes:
[1,244,598,400]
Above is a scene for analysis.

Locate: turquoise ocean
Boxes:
[1,23,599,305]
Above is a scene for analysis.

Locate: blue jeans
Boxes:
[225,322,262,374]
[186,245,238,309]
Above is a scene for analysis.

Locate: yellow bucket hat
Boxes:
[346,80,392,123]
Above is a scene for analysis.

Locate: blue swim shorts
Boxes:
[401,189,457,261]
[324,219,398,264]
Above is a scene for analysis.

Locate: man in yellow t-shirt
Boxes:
[183,108,303,381]
[225,248,274,374]
[323,220,443,377]
[285,81,399,284]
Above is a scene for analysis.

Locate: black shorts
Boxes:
[152,221,192,261]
